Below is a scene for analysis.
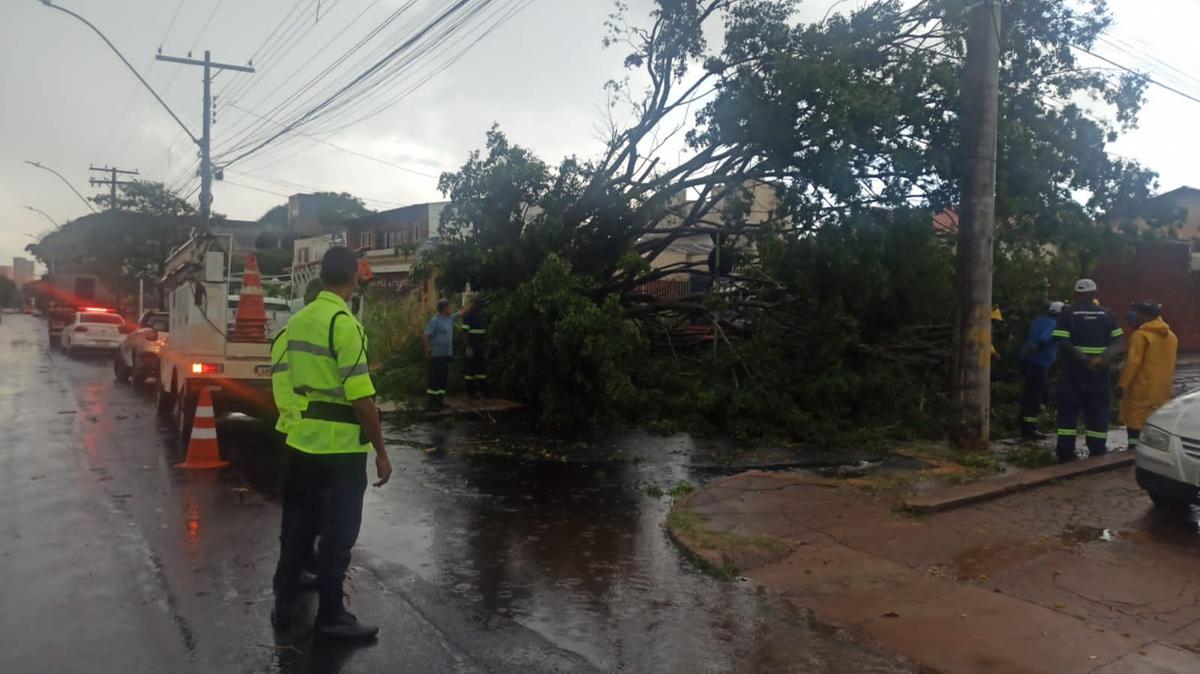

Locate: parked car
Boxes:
[114,311,169,386]
[226,294,293,339]
[1133,389,1200,507]
[60,308,131,357]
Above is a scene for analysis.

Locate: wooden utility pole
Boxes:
[89,165,139,210]
[949,0,1001,451]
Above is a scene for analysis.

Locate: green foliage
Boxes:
[488,255,646,425]
[362,292,433,402]
[89,180,196,217]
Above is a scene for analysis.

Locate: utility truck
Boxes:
[154,233,276,445]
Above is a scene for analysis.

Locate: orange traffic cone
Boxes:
[177,388,229,469]
[232,254,269,342]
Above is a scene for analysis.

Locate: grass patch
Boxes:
[1006,443,1058,468]
[666,506,792,580]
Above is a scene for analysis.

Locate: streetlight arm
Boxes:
[39,1,198,145]
[24,205,60,228]
[24,160,96,213]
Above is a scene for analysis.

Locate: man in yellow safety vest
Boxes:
[270,247,391,641]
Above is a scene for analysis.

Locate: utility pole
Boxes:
[156,50,255,226]
[949,0,1001,451]
[89,165,139,210]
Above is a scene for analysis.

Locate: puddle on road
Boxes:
[223,416,907,672]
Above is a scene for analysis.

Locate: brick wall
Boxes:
[1092,242,1200,352]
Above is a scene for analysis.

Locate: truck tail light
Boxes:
[74,326,89,333]
[191,362,224,374]
[145,330,159,342]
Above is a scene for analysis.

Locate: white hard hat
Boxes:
[1048,301,1065,314]
[1074,278,1097,293]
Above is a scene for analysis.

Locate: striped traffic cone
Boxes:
[232,254,269,342]
[177,388,229,469]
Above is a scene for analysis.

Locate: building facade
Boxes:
[12,257,35,287]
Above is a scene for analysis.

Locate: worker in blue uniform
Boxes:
[1018,301,1064,440]
[1053,279,1124,462]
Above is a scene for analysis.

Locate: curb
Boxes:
[903,451,1134,514]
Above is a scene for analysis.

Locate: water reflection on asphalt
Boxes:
[232,417,793,671]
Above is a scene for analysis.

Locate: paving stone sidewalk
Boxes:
[672,467,1200,673]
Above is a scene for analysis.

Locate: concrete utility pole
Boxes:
[89,165,139,210]
[949,0,1001,451]
[155,51,255,226]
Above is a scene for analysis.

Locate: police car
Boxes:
[1133,390,1200,507]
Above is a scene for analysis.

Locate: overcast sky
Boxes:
[2,0,1197,269]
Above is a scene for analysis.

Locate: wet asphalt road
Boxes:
[0,314,904,673]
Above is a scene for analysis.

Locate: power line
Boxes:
[226,170,404,206]
[217,0,489,170]
[24,161,98,213]
[225,103,439,177]
[1074,45,1200,106]
[190,0,227,53]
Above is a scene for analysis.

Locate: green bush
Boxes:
[362,291,430,402]
[487,255,646,426]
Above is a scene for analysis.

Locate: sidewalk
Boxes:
[670,467,1200,673]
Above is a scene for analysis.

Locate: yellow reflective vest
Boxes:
[281,291,375,454]
[270,326,304,435]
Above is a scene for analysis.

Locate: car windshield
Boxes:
[80,313,124,325]
[143,315,169,332]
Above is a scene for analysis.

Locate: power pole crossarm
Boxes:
[89,165,140,210]
[949,0,1002,451]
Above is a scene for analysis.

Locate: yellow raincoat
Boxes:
[1118,317,1178,429]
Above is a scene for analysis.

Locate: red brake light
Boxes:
[145,330,159,342]
[74,326,89,333]
[191,362,223,374]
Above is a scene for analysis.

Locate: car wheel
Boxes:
[156,377,175,418]
[113,353,131,383]
[1148,490,1190,510]
[174,388,197,447]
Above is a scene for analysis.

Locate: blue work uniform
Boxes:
[1053,302,1122,461]
[425,311,459,408]
[1017,315,1058,438]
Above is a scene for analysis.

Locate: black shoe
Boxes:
[315,611,379,641]
[270,598,294,629]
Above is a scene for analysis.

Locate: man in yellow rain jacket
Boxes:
[1119,301,1178,449]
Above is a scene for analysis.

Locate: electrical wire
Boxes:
[190,0,228,53]
[216,0,495,170]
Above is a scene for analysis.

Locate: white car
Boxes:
[60,309,131,357]
[1134,390,1200,507]
[114,311,170,386]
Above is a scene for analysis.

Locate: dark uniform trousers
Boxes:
[427,356,450,408]
[1018,361,1049,437]
[464,339,486,395]
[1056,365,1110,462]
[273,448,367,616]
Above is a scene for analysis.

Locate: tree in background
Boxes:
[406,1,1159,442]
[26,181,200,307]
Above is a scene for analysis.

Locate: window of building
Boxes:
[359,231,373,249]
[383,230,400,249]
[298,247,310,264]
